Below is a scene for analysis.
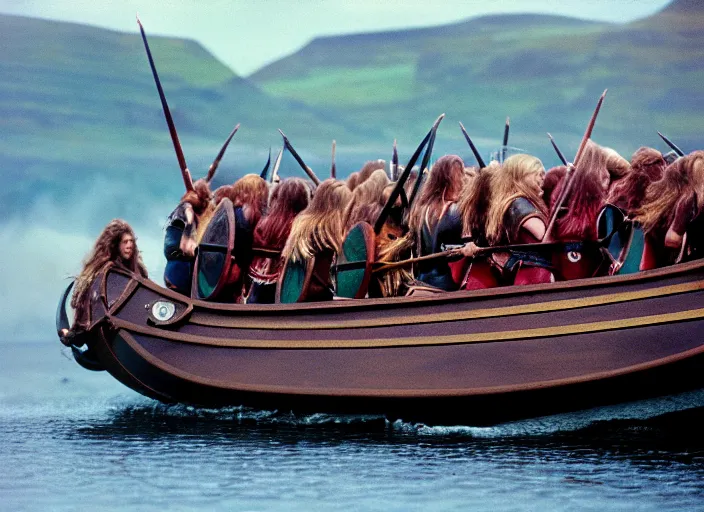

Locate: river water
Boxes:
[1,342,703,511]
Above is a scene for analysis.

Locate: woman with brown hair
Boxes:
[407,155,465,276]
[163,178,213,296]
[247,178,311,303]
[61,219,147,346]
[634,151,704,269]
[218,174,270,302]
[607,147,666,215]
[281,179,353,301]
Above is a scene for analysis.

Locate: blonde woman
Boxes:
[281,179,353,301]
[461,154,554,286]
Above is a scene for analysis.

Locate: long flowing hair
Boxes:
[228,174,270,227]
[543,166,567,210]
[457,161,500,240]
[254,178,311,251]
[603,146,631,184]
[407,155,465,240]
[552,157,607,241]
[72,219,147,311]
[180,179,214,242]
[343,169,389,229]
[635,151,704,233]
[607,147,665,214]
[485,154,547,245]
[282,179,353,262]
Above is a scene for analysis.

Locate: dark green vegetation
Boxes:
[252,0,704,166]
[0,15,373,223]
[1,1,702,223]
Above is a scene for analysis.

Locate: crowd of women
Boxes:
[157,139,703,303]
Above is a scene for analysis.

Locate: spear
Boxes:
[657,131,685,157]
[260,147,272,180]
[277,129,321,187]
[136,16,193,192]
[459,122,486,169]
[330,140,337,179]
[271,146,284,184]
[501,117,510,163]
[373,114,443,234]
[547,132,568,166]
[407,113,445,208]
[390,139,399,181]
[543,89,608,242]
[206,123,240,183]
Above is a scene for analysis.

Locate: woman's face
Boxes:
[119,233,135,261]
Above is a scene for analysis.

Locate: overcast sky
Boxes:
[0,0,672,76]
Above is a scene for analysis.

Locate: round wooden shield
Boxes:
[334,222,375,299]
[192,198,235,300]
[276,255,314,303]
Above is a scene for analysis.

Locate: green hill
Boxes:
[0,14,375,221]
[250,1,704,165]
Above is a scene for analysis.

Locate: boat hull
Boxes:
[77,260,704,425]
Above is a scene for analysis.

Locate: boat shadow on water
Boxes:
[68,391,704,468]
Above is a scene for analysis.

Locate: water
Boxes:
[1,342,703,511]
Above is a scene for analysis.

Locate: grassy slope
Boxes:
[0,15,376,221]
[251,3,704,165]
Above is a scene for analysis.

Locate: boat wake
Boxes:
[94,388,704,440]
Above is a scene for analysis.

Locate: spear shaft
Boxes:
[459,122,486,169]
[136,16,193,192]
[278,129,321,186]
[206,123,240,183]
[547,132,568,166]
[260,147,271,180]
[657,131,685,157]
[543,89,608,242]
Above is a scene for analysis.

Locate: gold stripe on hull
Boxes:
[111,307,704,349]
[187,281,704,330]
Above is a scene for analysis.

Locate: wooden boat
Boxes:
[57,256,704,426]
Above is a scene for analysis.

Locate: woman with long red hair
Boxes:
[608,147,666,216]
[634,151,704,269]
[247,178,311,303]
[61,219,147,346]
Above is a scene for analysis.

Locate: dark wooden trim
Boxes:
[115,328,704,398]
[109,308,704,349]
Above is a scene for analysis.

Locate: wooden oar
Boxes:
[459,122,486,169]
[657,131,685,157]
[543,89,608,242]
[547,132,568,166]
[278,129,321,186]
[260,147,271,180]
[136,16,193,192]
[373,114,443,234]
[206,123,240,183]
